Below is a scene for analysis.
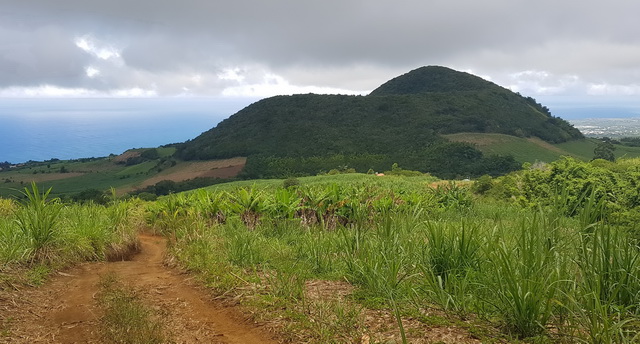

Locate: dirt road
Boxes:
[0,234,279,344]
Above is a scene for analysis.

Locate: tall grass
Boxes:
[415,220,483,317]
[0,184,142,271]
[13,183,62,261]
[0,219,28,264]
[0,198,16,217]
[149,181,640,342]
[571,224,640,343]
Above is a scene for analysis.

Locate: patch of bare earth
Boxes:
[137,157,247,189]
[0,234,278,344]
[111,150,142,164]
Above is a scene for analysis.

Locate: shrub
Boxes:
[72,188,109,204]
[283,177,301,189]
[471,175,493,195]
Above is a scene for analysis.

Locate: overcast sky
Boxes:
[1,0,639,105]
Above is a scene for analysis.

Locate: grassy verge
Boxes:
[98,274,171,344]
[0,184,142,286]
[148,171,640,343]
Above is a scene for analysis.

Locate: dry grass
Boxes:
[112,150,142,163]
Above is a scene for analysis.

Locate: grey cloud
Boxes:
[0,26,90,87]
[1,0,640,96]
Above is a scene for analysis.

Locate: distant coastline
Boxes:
[569,117,640,138]
[0,98,253,164]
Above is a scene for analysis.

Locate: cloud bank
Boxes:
[1,0,639,99]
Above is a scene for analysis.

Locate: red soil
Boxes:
[0,234,278,344]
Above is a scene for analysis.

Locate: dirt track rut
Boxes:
[0,234,278,344]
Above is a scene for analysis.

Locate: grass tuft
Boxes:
[98,274,171,344]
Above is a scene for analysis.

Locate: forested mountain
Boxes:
[176,66,583,178]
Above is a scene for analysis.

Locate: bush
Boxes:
[384,163,423,177]
[283,178,301,189]
[72,188,109,204]
[471,175,493,195]
[136,192,158,202]
[140,148,159,160]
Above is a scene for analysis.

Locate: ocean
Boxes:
[0,98,255,163]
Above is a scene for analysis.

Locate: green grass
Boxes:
[115,161,158,176]
[555,139,600,160]
[446,134,640,164]
[446,133,573,163]
[98,274,171,344]
[13,183,61,261]
[148,163,640,342]
[0,186,140,274]
[156,147,176,158]
[200,173,438,194]
[37,172,146,196]
[557,138,640,160]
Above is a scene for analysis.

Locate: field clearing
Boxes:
[445,132,573,162]
[201,172,439,193]
[0,155,246,198]
[135,157,246,189]
[8,172,85,183]
[446,133,640,162]
[112,149,143,163]
[115,160,157,176]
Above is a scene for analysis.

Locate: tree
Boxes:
[141,148,160,160]
[153,180,177,196]
[593,140,616,162]
[72,189,108,204]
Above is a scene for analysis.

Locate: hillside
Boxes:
[176,66,582,178]
[446,133,640,163]
[0,149,245,199]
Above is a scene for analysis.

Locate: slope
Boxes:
[177,66,582,162]
[446,133,640,163]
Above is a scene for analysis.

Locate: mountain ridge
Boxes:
[175,66,583,178]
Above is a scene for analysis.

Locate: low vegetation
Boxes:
[0,150,243,199]
[2,155,640,342]
[141,157,640,342]
[98,274,170,344]
[0,183,140,285]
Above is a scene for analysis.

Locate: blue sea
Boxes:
[0,98,256,163]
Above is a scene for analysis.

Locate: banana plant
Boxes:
[267,187,302,219]
[228,187,266,230]
[192,189,228,224]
